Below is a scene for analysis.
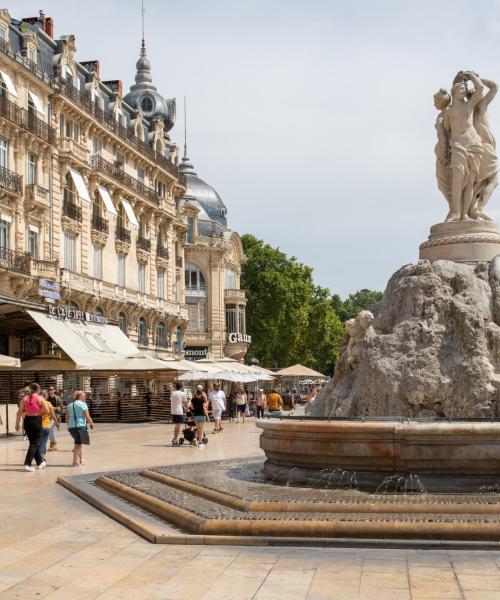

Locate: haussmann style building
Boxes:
[0,9,249,431]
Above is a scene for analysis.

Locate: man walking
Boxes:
[171,382,187,446]
[209,382,226,433]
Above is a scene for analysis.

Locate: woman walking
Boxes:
[46,386,63,451]
[67,390,94,466]
[255,389,267,419]
[39,392,60,459]
[190,385,209,448]
[235,386,248,423]
[15,383,46,471]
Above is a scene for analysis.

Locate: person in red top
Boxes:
[15,382,46,471]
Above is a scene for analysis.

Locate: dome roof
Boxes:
[123,40,175,132]
[180,154,228,227]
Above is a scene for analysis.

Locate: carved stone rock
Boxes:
[308,258,500,419]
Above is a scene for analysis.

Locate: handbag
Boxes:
[72,402,90,445]
[244,404,250,417]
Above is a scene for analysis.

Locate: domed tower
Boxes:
[123,39,176,136]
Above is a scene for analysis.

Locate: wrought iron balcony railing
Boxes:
[116,225,131,244]
[0,96,56,145]
[62,198,82,222]
[91,213,109,234]
[156,245,169,260]
[0,165,22,195]
[0,248,31,275]
[90,154,160,206]
[63,81,179,179]
[137,236,151,252]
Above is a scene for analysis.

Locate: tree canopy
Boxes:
[240,234,383,375]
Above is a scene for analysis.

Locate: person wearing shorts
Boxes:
[67,391,94,467]
[209,383,226,433]
[190,385,209,448]
[170,382,187,446]
[235,386,248,423]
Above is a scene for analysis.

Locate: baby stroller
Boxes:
[178,413,208,446]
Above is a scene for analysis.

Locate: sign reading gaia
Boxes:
[227,332,251,344]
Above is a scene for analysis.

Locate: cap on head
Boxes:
[196,384,203,390]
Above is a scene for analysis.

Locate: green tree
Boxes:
[332,289,383,322]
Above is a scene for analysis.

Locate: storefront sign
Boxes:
[185,346,209,360]
[46,305,108,325]
[38,289,61,301]
[227,332,251,344]
[39,279,60,292]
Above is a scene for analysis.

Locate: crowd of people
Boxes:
[7,379,322,468]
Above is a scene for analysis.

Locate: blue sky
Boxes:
[7,0,500,296]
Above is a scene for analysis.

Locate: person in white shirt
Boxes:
[209,382,226,433]
[171,382,188,446]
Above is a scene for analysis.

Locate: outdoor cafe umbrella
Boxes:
[273,364,326,378]
[84,353,189,371]
[178,370,259,383]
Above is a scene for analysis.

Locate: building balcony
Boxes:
[31,259,59,280]
[0,248,31,275]
[62,80,180,180]
[25,184,49,209]
[0,165,22,196]
[0,96,56,146]
[156,245,169,260]
[62,198,82,222]
[59,136,89,163]
[90,154,160,206]
[137,236,151,252]
[91,213,109,234]
[224,289,246,302]
[116,225,131,244]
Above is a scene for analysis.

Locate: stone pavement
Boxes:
[1,420,500,599]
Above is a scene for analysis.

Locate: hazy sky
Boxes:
[8,0,500,296]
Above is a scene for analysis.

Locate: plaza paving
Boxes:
[1,420,500,599]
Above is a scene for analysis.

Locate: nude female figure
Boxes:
[443,71,484,221]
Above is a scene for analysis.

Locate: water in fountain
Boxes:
[375,473,427,494]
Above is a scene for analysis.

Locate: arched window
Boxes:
[94,307,104,316]
[65,300,79,309]
[118,312,127,335]
[63,172,77,210]
[138,317,148,346]
[156,322,167,348]
[93,190,104,219]
[173,326,183,352]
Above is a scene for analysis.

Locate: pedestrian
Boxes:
[189,384,209,447]
[17,381,30,441]
[282,387,295,412]
[209,382,226,433]
[235,386,248,423]
[46,386,63,451]
[266,388,283,414]
[39,393,60,459]
[171,382,187,446]
[15,382,46,471]
[255,389,267,418]
[67,390,94,467]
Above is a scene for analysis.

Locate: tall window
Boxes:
[63,232,77,271]
[156,180,166,198]
[137,168,145,184]
[138,262,146,293]
[117,253,126,287]
[118,312,127,335]
[157,268,165,300]
[225,304,237,333]
[0,138,8,168]
[156,322,167,348]
[61,116,79,142]
[116,152,124,168]
[225,268,237,289]
[186,217,194,244]
[185,263,205,294]
[0,26,7,42]
[0,217,10,249]
[117,203,126,230]
[175,277,180,302]
[138,317,148,346]
[238,306,246,334]
[92,138,102,156]
[187,303,207,333]
[93,244,103,279]
[28,47,37,65]
[27,154,37,185]
[28,227,38,258]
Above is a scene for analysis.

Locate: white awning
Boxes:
[120,198,139,228]
[0,354,20,368]
[68,168,91,203]
[0,70,18,98]
[27,309,140,369]
[97,185,117,216]
[28,91,46,116]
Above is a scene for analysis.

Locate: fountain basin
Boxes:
[257,419,500,492]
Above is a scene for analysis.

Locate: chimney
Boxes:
[103,80,122,97]
[21,13,54,38]
[44,17,54,38]
[81,61,100,77]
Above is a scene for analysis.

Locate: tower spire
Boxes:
[180,96,196,175]
[141,0,145,45]
[184,96,187,159]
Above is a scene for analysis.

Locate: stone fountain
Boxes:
[258,70,500,492]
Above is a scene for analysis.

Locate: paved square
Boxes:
[1,420,500,599]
